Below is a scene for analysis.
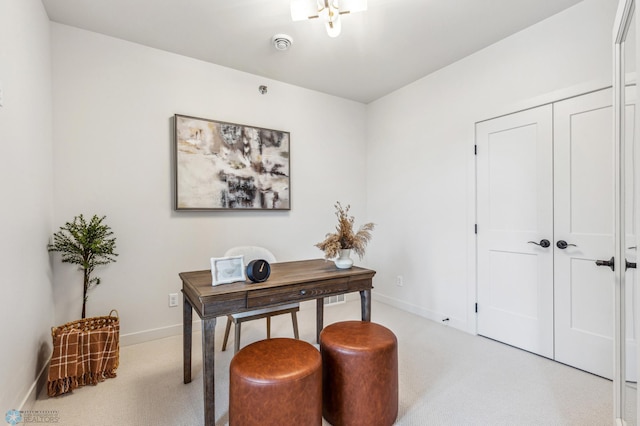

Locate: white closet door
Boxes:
[476,105,554,358]
[553,88,615,378]
[477,88,637,378]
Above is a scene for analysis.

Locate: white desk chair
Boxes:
[222,246,300,353]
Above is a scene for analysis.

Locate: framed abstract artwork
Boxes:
[174,114,290,210]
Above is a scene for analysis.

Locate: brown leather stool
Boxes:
[229,338,322,426]
[320,321,398,426]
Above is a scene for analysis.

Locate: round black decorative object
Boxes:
[246,259,271,283]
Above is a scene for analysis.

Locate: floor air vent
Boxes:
[324,294,346,305]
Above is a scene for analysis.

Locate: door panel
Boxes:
[626,245,637,382]
[554,88,615,378]
[476,105,554,358]
[553,87,637,380]
[625,93,637,382]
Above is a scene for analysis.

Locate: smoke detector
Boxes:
[272,34,293,51]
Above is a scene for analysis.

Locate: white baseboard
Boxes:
[372,292,469,332]
[19,361,50,410]
[20,295,385,411]
[120,320,202,346]
[119,301,323,346]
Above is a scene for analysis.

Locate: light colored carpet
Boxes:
[31,299,613,425]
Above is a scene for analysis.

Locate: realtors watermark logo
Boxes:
[5,410,59,424]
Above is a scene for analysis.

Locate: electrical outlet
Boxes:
[396,275,404,286]
[168,293,179,307]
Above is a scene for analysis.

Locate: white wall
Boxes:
[0,0,54,412]
[50,24,367,340]
[366,0,617,332]
[2,0,619,410]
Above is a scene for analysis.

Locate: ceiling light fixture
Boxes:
[290,0,367,38]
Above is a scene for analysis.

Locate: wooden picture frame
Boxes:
[174,114,290,211]
[210,255,246,285]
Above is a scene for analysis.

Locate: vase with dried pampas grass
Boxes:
[315,202,375,268]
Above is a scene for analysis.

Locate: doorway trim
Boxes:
[469,82,613,336]
[613,0,635,422]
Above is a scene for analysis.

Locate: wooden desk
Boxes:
[180,258,376,426]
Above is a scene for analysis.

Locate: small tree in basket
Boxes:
[48,214,118,319]
[315,202,375,260]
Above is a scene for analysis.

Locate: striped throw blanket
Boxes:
[47,322,119,397]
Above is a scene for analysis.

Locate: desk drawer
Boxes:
[247,278,349,308]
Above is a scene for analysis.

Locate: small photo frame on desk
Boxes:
[211,255,246,285]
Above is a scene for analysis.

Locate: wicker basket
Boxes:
[47,310,120,396]
[51,309,120,338]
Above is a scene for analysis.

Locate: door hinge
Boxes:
[474,224,478,234]
[474,145,477,155]
[475,303,478,313]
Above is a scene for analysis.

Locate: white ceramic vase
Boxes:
[334,249,354,269]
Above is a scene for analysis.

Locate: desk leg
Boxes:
[360,289,371,321]
[316,298,324,344]
[183,295,193,384]
[202,317,217,426]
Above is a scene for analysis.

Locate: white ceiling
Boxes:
[41,0,584,104]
